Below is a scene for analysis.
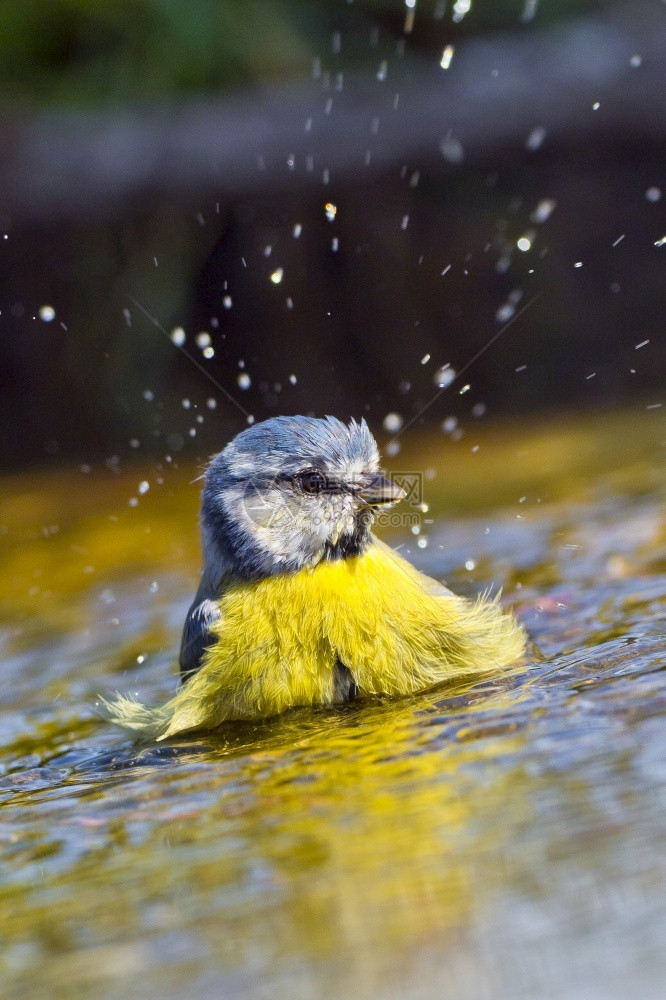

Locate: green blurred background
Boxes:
[0,0,663,468]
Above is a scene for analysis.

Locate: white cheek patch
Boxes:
[221,481,363,567]
[240,487,293,530]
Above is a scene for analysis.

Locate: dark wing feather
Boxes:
[179,597,222,683]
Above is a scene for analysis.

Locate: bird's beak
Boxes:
[355,474,406,507]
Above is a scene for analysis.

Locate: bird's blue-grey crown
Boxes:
[200,415,404,581]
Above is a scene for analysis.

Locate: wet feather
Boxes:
[102,538,525,740]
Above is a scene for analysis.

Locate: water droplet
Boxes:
[440,45,454,69]
[434,364,456,388]
[203,346,215,359]
[143,389,154,401]
[195,331,211,349]
[646,187,662,202]
[441,416,457,433]
[440,135,464,164]
[630,54,642,67]
[421,353,431,365]
[383,412,403,434]
[289,374,297,385]
[531,199,556,223]
[182,398,191,409]
[517,236,532,251]
[270,268,284,284]
[207,397,217,409]
[496,303,515,323]
[521,0,538,23]
[452,0,471,22]
[525,126,546,151]
[325,202,337,222]
[171,327,186,346]
[237,373,251,390]
[39,305,55,322]
[223,295,232,309]
[138,481,149,495]
[465,559,476,571]
[293,223,302,238]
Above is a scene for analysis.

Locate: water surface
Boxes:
[1,409,665,1000]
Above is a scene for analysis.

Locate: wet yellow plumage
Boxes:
[104,538,525,741]
[102,415,526,740]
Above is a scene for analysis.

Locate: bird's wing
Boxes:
[179,595,222,683]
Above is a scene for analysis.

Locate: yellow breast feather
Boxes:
[102,538,525,740]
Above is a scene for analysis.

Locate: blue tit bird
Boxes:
[103,415,525,740]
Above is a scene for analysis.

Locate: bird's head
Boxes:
[201,415,405,579]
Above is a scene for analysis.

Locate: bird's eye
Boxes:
[298,470,327,494]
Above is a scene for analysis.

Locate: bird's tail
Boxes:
[97,694,174,741]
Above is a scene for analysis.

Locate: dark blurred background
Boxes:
[0,0,663,469]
